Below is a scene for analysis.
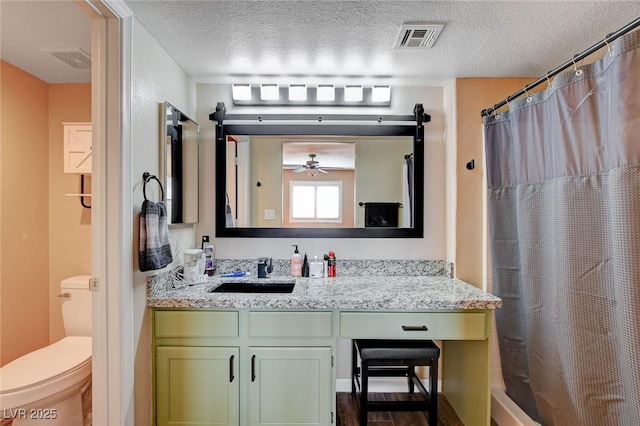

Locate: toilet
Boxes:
[0,276,92,426]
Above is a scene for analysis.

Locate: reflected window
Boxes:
[290,181,342,223]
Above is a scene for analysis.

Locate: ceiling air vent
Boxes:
[394,24,444,49]
[41,47,91,70]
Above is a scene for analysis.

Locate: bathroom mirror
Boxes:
[161,102,199,225]
[227,136,414,228]
[212,103,428,238]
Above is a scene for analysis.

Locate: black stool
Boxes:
[351,339,440,426]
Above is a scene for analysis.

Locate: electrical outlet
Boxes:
[264,209,276,220]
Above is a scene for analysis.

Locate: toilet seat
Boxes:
[0,336,92,410]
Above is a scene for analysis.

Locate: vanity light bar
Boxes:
[260,84,279,100]
[344,85,363,102]
[289,84,307,101]
[231,85,391,106]
[316,84,335,101]
[232,84,252,101]
[372,85,391,102]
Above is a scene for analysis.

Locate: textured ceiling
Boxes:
[0,0,91,83]
[124,0,640,86]
[1,1,640,86]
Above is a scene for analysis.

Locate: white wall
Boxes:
[195,84,447,261]
[443,80,457,265]
[131,19,197,426]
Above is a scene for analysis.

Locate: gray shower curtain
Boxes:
[484,31,640,425]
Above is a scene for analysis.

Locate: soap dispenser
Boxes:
[290,245,302,277]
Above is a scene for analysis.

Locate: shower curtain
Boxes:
[484,31,640,425]
[404,153,414,227]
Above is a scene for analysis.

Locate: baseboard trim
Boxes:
[336,377,442,393]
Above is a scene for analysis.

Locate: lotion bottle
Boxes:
[291,245,302,277]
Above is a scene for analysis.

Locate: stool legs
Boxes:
[360,359,369,426]
[352,339,440,426]
[408,365,415,394]
[429,357,438,426]
[351,340,358,396]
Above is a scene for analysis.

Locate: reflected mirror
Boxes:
[213,103,427,238]
[226,136,414,229]
[161,102,199,224]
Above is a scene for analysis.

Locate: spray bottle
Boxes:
[328,251,336,277]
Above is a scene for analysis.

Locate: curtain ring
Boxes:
[524,86,532,103]
[572,56,583,76]
[546,72,552,90]
[604,33,615,57]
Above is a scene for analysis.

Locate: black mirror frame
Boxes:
[210,102,428,238]
[161,102,200,225]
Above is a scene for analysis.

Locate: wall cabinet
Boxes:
[154,310,335,426]
[63,122,92,174]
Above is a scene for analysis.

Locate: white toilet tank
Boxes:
[61,275,92,336]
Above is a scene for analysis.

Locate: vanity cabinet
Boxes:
[154,311,240,426]
[153,309,335,426]
[248,347,332,426]
[156,346,239,426]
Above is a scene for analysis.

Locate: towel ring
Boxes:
[143,172,164,202]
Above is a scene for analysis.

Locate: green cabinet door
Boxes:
[248,347,332,426]
[156,346,239,426]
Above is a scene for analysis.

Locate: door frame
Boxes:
[77,0,133,424]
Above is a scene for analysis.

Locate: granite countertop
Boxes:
[148,274,502,311]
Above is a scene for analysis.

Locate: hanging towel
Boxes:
[225,193,235,228]
[139,200,173,271]
[364,202,400,227]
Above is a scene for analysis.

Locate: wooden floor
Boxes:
[337,392,464,426]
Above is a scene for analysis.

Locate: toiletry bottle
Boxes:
[203,242,215,276]
[310,255,323,278]
[323,254,329,277]
[302,252,309,277]
[291,245,302,277]
[328,251,336,277]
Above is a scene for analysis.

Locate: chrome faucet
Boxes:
[257,257,273,278]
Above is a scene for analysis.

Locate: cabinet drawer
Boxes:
[340,312,486,340]
[155,310,238,338]
[249,311,333,338]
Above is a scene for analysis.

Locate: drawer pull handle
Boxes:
[402,325,428,331]
[229,355,235,383]
[251,355,256,382]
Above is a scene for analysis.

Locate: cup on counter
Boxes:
[309,261,324,278]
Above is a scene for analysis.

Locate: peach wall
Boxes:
[0,61,50,366]
[0,63,91,365]
[451,78,535,286]
[251,136,283,227]
[48,84,92,343]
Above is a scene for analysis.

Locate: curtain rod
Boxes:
[481,16,640,118]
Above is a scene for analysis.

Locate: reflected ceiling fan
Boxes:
[292,154,329,176]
